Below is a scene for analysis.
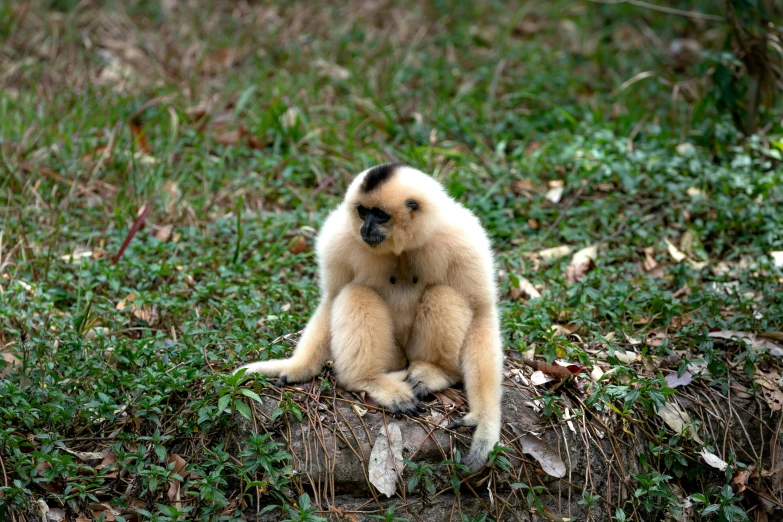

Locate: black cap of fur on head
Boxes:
[360,163,405,193]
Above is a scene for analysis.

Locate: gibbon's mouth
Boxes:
[362,235,386,247]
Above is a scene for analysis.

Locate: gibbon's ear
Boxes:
[405,199,419,211]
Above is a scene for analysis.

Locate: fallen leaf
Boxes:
[530,371,558,386]
[551,324,578,336]
[664,239,687,263]
[513,16,545,37]
[535,245,572,262]
[59,250,94,263]
[657,401,702,443]
[214,129,243,146]
[566,244,599,284]
[514,429,566,478]
[201,47,246,75]
[280,107,301,129]
[352,404,368,417]
[699,449,728,471]
[368,424,403,497]
[709,331,783,353]
[510,276,541,300]
[771,251,783,267]
[47,508,66,522]
[75,516,91,522]
[154,225,173,241]
[613,351,638,364]
[544,181,564,204]
[1,352,20,379]
[64,448,104,461]
[288,236,308,255]
[524,359,581,379]
[590,365,604,381]
[679,230,695,255]
[642,247,658,272]
[512,178,534,195]
[313,58,351,80]
[760,387,783,412]
[665,370,693,388]
[732,466,753,493]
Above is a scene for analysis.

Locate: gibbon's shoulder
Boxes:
[315,207,351,258]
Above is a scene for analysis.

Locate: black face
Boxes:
[357,205,390,246]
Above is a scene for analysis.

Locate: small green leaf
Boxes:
[217,394,231,412]
[240,388,263,404]
[235,400,253,420]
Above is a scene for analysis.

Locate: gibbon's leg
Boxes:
[451,308,503,472]
[405,285,472,399]
[235,301,332,383]
[331,284,423,416]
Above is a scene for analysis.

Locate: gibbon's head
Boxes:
[345,164,448,255]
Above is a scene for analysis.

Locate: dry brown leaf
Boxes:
[512,428,566,478]
[154,225,173,241]
[732,466,753,493]
[514,16,545,37]
[524,359,581,379]
[544,180,564,204]
[510,276,541,300]
[530,371,557,386]
[566,244,599,284]
[201,47,246,75]
[75,516,91,522]
[1,352,20,379]
[352,404,368,417]
[368,424,403,498]
[700,449,728,471]
[642,247,658,272]
[289,236,308,255]
[658,401,702,443]
[512,178,534,195]
[665,370,693,389]
[664,239,687,263]
[709,331,783,353]
[313,58,351,80]
[535,245,572,262]
[64,448,104,461]
[214,129,243,146]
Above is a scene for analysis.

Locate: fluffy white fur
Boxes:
[235,165,503,471]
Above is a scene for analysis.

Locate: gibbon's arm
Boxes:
[236,213,354,382]
[446,239,504,471]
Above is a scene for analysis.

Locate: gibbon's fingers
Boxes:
[460,310,504,473]
[331,284,420,415]
[234,301,332,383]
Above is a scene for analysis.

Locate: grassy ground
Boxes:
[1,1,782,521]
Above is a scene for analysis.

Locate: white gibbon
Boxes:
[235,164,503,472]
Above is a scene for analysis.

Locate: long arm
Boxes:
[457,305,503,472]
[235,213,353,382]
[446,232,504,472]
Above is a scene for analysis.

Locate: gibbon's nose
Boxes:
[361,219,385,246]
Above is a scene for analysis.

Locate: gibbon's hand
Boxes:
[446,413,498,473]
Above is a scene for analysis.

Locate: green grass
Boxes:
[1,1,782,521]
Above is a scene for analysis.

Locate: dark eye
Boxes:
[357,206,369,219]
[373,209,390,223]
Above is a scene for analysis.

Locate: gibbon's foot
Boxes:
[445,415,477,432]
[404,362,454,399]
[405,375,433,400]
[386,396,426,418]
[463,438,494,473]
